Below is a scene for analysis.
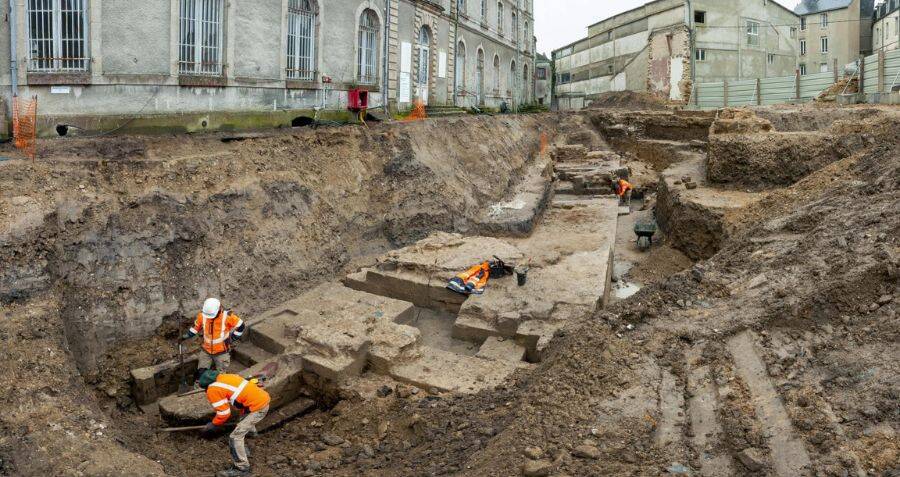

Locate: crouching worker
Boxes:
[614,178,633,207]
[199,370,270,477]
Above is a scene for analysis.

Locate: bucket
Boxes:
[516,268,529,286]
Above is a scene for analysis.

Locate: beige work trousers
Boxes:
[197,350,231,372]
[229,406,268,471]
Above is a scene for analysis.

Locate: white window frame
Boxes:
[800,39,807,56]
[767,53,775,65]
[746,20,760,46]
[286,0,317,81]
[800,17,807,31]
[417,26,431,86]
[357,9,379,85]
[820,13,828,28]
[26,0,90,72]
[695,48,706,62]
[799,63,807,75]
[179,0,225,76]
[820,36,828,53]
[481,0,487,21]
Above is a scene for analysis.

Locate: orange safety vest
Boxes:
[190,310,243,355]
[206,373,271,426]
[616,179,633,197]
[459,262,491,294]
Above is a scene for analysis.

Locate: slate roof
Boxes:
[794,0,853,15]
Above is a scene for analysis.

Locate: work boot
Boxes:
[216,466,250,477]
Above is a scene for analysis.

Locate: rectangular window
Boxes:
[694,11,706,24]
[768,53,775,64]
[746,20,759,46]
[179,0,224,76]
[536,67,546,80]
[481,0,487,21]
[800,39,807,55]
[358,13,378,84]
[800,17,807,31]
[820,36,828,53]
[819,63,828,73]
[457,0,466,16]
[287,0,316,81]
[559,72,570,84]
[820,13,828,28]
[799,63,807,75]
[607,64,613,75]
[695,48,706,61]
[497,2,503,33]
[26,0,89,72]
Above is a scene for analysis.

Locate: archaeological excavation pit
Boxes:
[3,102,899,477]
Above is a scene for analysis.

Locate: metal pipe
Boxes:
[9,0,19,97]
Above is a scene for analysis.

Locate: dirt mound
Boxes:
[587,91,671,111]
[709,108,775,135]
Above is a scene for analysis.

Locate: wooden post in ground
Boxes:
[723,79,729,108]
[795,69,801,102]
[756,78,762,106]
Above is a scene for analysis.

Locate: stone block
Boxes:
[452,315,502,343]
[476,336,526,362]
[389,347,519,394]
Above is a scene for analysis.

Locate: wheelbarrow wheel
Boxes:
[637,235,651,251]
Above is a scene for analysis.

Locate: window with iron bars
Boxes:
[287,0,316,81]
[179,0,224,76]
[26,0,89,73]
[357,9,379,85]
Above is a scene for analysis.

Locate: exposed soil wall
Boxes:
[656,173,731,261]
[0,116,552,380]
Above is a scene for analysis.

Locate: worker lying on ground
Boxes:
[199,370,271,477]
[182,298,245,374]
[447,261,491,295]
[614,178,633,207]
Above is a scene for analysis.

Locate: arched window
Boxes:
[523,63,529,101]
[417,26,431,85]
[287,0,317,81]
[512,12,517,43]
[524,20,529,52]
[455,41,467,93]
[357,9,379,84]
[493,54,501,93]
[476,48,485,104]
[497,2,503,33]
[509,59,516,96]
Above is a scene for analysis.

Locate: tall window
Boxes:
[179,0,224,75]
[800,39,807,56]
[497,2,504,34]
[357,9,379,84]
[476,49,485,104]
[287,0,316,81]
[417,26,431,85]
[457,0,466,16]
[746,20,759,46]
[524,21,529,52]
[512,12,518,43]
[26,0,89,72]
[455,41,467,93]
[509,59,516,95]
[493,54,501,93]
[523,63,529,100]
[481,0,487,21]
[800,17,807,31]
[820,36,829,53]
[799,63,807,75]
[820,13,828,28]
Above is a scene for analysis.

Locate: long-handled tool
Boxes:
[177,341,193,394]
[158,423,236,433]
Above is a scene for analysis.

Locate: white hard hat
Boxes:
[202,298,221,318]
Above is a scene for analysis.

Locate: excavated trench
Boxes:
[5,104,895,477]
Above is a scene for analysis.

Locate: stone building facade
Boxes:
[552,0,800,104]
[795,0,875,75]
[873,0,900,52]
[0,0,534,136]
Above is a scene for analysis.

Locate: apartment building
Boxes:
[795,0,875,75]
[873,0,900,51]
[552,0,799,103]
[0,0,534,136]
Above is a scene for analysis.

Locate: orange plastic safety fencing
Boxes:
[13,95,38,162]
[402,99,428,122]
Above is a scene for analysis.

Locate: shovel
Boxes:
[177,341,192,394]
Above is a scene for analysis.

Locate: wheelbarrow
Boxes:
[634,219,657,252]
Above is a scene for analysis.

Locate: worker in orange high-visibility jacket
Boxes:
[182,298,245,374]
[199,370,271,477]
[447,261,491,295]
[615,178,634,207]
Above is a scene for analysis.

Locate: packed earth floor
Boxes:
[0,101,898,477]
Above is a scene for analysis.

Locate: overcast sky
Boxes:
[534,0,802,55]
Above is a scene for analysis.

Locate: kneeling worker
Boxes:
[615,178,634,207]
[182,298,245,374]
[199,369,270,477]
